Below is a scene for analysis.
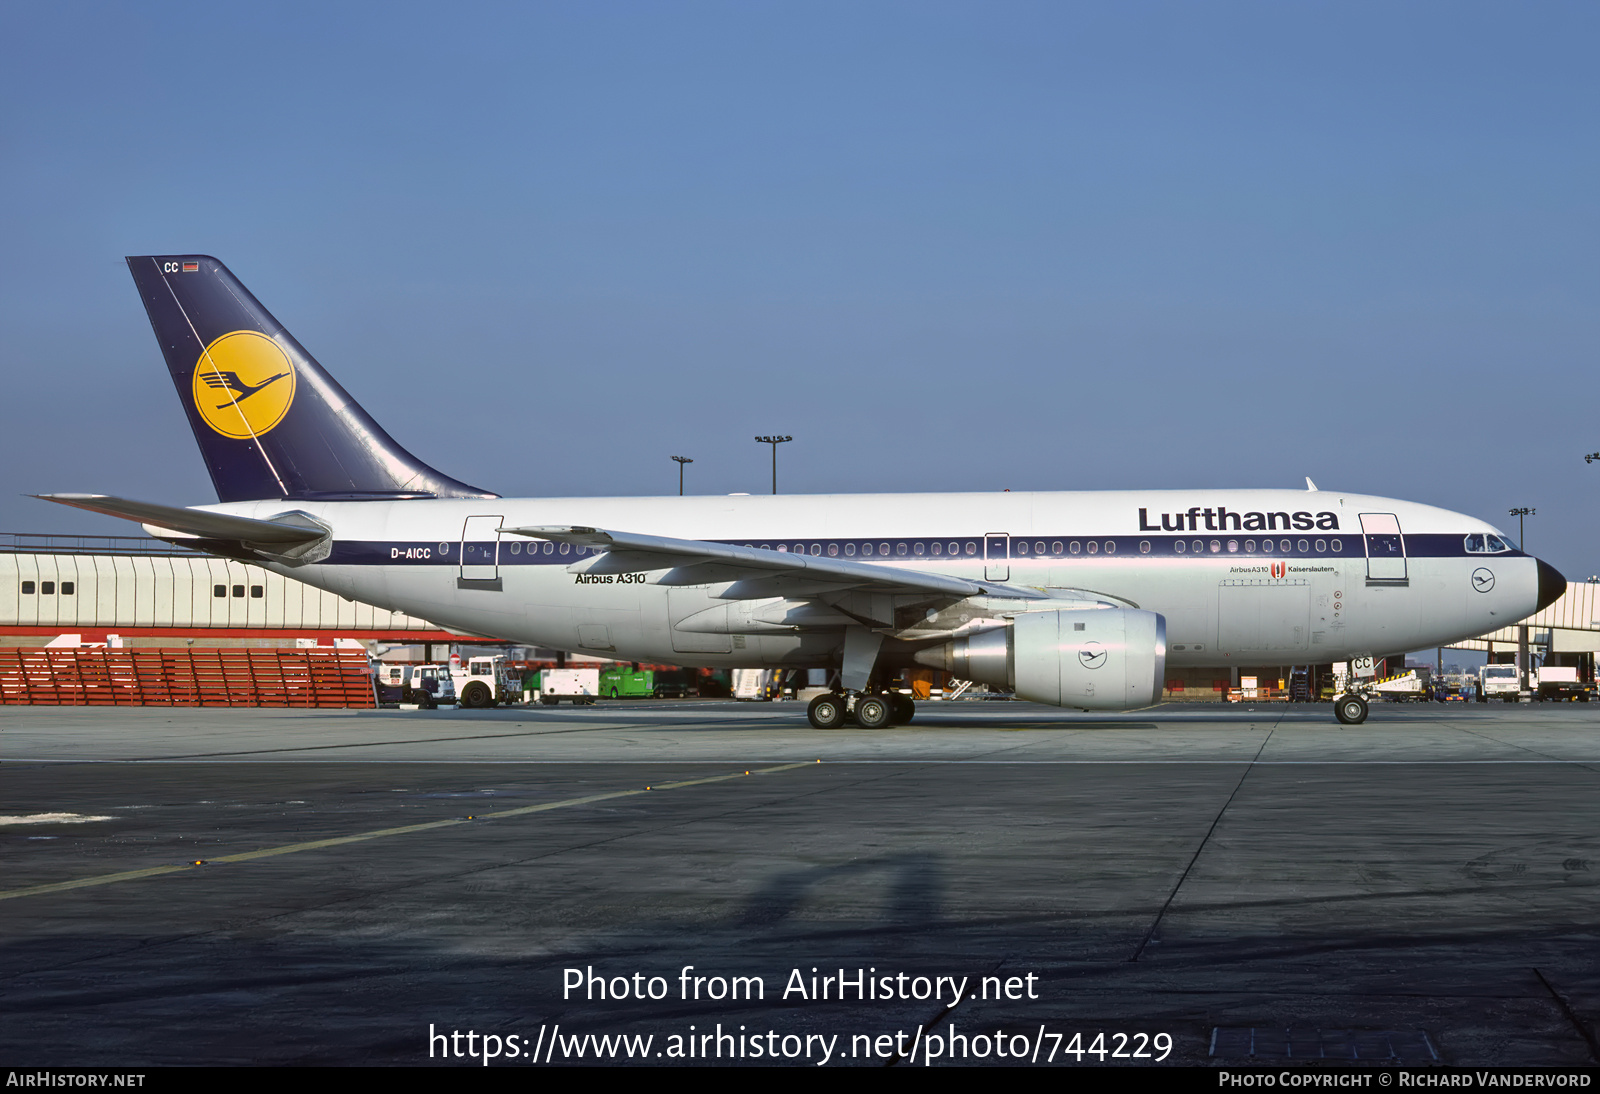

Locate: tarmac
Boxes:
[1,698,1598,1067]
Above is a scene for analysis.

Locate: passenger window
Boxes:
[828,543,838,556]
[509,542,520,554]
[1226,540,1238,553]
[1279,539,1291,552]
[1297,539,1308,553]
[896,543,906,556]
[1192,541,1202,554]
[1105,541,1115,554]
[543,542,554,555]
[1034,541,1045,554]
[1070,541,1081,555]
[250,585,263,598]
[811,544,821,555]
[1139,541,1151,554]
[860,543,870,556]
[1244,540,1255,553]
[1016,541,1029,555]
[1315,539,1325,553]
[845,543,856,556]
[930,543,940,556]
[914,542,924,556]
[881,543,891,555]
[214,584,226,597]
[559,543,570,555]
[21,581,34,594]
[1331,539,1341,552]
[1051,541,1062,555]
[1210,540,1220,553]
[1087,541,1098,554]
[1175,540,1186,554]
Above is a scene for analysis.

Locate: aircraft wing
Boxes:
[501,524,1048,601]
[36,494,327,543]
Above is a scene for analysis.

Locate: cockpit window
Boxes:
[1466,533,1514,554]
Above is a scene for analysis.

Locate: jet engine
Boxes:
[913,608,1166,711]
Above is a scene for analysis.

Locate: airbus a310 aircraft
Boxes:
[38,256,1565,728]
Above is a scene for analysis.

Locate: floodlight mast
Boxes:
[671,455,693,496]
[754,436,792,494]
[1508,507,1535,549]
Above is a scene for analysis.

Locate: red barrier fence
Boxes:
[0,648,376,708]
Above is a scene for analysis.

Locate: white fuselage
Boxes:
[207,489,1538,668]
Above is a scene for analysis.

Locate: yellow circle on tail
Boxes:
[192,331,296,439]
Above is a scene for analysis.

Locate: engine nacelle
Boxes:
[914,608,1167,711]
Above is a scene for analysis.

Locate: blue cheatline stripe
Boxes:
[325,533,1520,567]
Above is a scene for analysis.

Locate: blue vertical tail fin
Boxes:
[126,255,495,503]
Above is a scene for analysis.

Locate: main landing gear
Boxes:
[807,691,916,730]
[1334,693,1369,725]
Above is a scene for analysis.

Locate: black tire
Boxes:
[460,682,490,709]
[807,693,846,729]
[1334,693,1368,725]
[891,694,915,724]
[855,695,892,729]
[540,694,559,706]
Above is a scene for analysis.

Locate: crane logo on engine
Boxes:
[1078,642,1108,670]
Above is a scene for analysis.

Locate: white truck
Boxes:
[451,654,521,708]
[376,664,457,709]
[535,667,599,705]
[1534,666,1594,702]
[1477,664,1522,702]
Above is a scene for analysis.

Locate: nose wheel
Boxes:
[1334,693,1369,725]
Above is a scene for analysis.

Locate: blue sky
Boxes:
[2,1,1596,579]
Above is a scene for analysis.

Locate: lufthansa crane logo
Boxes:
[1078,642,1108,670]
[1472,568,1495,593]
[192,331,296,439]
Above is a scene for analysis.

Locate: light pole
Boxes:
[1585,453,1599,464]
[1508,507,1535,549]
[754,435,791,495]
[671,455,693,496]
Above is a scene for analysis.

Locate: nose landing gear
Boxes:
[1334,693,1369,725]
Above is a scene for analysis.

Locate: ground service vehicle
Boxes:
[376,664,457,709]
[732,668,783,701]
[599,666,691,699]
[1534,666,1593,702]
[1477,664,1522,702]
[536,668,598,705]
[452,654,520,708]
[42,255,1568,730]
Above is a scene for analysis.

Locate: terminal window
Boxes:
[214,584,226,597]
[250,585,264,598]
[20,581,34,594]
[232,585,245,598]
[60,582,74,595]
[41,581,55,594]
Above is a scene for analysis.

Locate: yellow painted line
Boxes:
[0,761,816,902]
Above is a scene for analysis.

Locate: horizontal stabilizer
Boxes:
[33,494,326,545]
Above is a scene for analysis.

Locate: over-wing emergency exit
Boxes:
[36,256,1566,728]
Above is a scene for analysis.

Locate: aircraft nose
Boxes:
[1535,558,1566,613]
